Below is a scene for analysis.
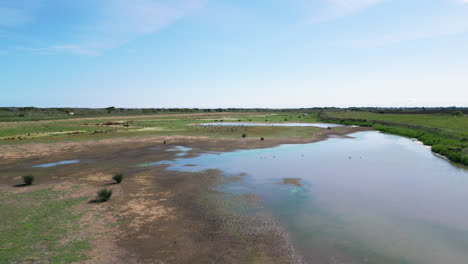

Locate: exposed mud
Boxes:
[0,126,370,263]
[280,178,303,187]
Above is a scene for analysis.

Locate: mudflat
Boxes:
[0,119,369,264]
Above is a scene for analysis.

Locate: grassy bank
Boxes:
[319,111,468,166]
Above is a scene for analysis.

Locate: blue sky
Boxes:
[1,0,468,108]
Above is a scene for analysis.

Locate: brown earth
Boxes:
[0,126,370,264]
[280,178,303,187]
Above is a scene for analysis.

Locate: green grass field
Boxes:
[0,187,91,264]
[0,112,321,144]
[324,111,468,134]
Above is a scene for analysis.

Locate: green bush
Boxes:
[462,155,468,166]
[23,174,34,185]
[431,144,445,153]
[452,110,463,117]
[242,134,246,138]
[260,137,264,141]
[113,173,123,184]
[97,189,112,202]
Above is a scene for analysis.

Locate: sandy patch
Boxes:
[120,198,175,233]
[85,172,114,182]
[0,135,205,160]
[280,178,303,187]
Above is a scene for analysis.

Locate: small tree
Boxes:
[23,174,34,185]
[242,134,246,138]
[97,189,112,202]
[113,173,123,184]
[452,110,463,117]
[260,137,264,141]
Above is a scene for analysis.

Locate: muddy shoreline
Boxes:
[0,126,370,263]
[0,126,370,161]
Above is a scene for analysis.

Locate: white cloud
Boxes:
[307,0,385,23]
[73,0,206,53]
[18,45,97,55]
[326,0,384,11]
[3,0,206,55]
[344,14,468,47]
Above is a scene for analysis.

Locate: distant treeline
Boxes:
[1,106,467,114]
[1,106,467,122]
[344,107,468,114]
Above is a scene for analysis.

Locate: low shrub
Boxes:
[242,134,246,138]
[462,155,468,166]
[113,173,123,184]
[23,174,34,185]
[97,189,112,202]
[260,137,264,141]
[112,173,123,183]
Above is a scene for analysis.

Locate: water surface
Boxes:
[145,132,468,263]
[199,122,343,128]
[165,146,192,156]
[32,159,80,168]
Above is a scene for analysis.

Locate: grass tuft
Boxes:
[112,173,123,184]
[23,174,34,185]
[97,189,112,202]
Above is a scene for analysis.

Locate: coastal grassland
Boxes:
[320,111,468,165]
[323,111,468,132]
[0,107,206,122]
[0,112,320,144]
[0,107,318,122]
[0,187,91,264]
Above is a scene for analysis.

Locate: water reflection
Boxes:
[142,132,468,263]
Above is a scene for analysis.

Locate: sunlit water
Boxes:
[143,132,468,263]
[32,159,80,168]
[199,122,344,128]
[165,146,192,156]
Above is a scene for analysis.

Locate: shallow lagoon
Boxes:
[147,132,468,263]
[199,122,344,128]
